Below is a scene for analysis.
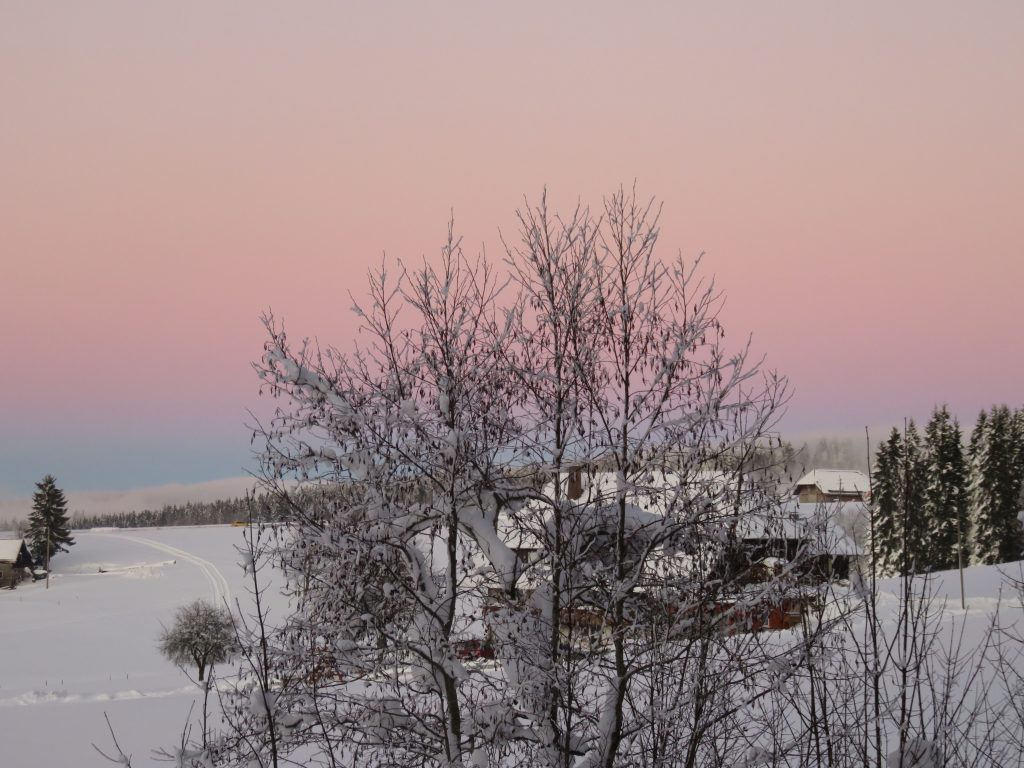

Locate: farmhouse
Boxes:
[500,466,863,573]
[467,468,863,650]
[497,466,861,587]
[732,500,862,581]
[793,469,870,503]
[0,538,35,588]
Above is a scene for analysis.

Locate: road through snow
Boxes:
[85,531,232,606]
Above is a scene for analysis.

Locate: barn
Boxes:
[0,539,35,588]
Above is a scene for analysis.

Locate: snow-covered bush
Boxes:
[159,599,235,682]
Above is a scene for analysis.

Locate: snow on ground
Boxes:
[0,525,280,768]
[872,559,1024,626]
[2,524,1022,766]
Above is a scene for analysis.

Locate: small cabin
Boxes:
[0,539,35,588]
[793,469,869,503]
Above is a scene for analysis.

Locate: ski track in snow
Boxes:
[84,531,232,606]
[0,686,197,707]
[3,531,233,710]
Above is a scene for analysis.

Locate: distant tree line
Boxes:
[67,496,260,529]
[60,486,350,530]
[872,404,1024,575]
[0,498,258,534]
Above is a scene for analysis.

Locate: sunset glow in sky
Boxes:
[2,3,1022,499]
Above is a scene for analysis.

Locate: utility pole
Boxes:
[45,518,51,590]
[957,503,966,610]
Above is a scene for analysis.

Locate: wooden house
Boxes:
[0,539,35,588]
[732,500,862,582]
[793,469,869,503]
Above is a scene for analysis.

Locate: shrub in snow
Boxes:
[159,599,235,682]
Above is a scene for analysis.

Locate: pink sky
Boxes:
[2,3,1022,497]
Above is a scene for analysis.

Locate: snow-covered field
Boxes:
[0,526,275,767]
[3,525,1023,766]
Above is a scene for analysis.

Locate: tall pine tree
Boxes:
[26,475,75,567]
[901,420,929,573]
[871,428,904,576]
[1005,407,1024,557]
[871,422,930,575]
[923,405,968,571]
[969,406,1023,564]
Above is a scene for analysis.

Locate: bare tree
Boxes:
[158,598,237,758]
[159,599,235,683]
[193,188,894,768]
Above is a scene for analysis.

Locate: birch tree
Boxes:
[219,188,806,768]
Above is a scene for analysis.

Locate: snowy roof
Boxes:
[0,538,27,562]
[507,470,862,557]
[794,469,869,496]
[734,501,862,556]
[529,468,728,519]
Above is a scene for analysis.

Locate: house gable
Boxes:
[793,469,870,503]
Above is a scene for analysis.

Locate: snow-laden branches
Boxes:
[211,188,830,768]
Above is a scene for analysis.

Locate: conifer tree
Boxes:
[26,474,75,566]
[1013,407,1024,514]
[969,406,1023,564]
[1015,408,1024,557]
[871,428,904,576]
[996,406,1024,557]
[923,406,967,571]
[901,420,929,573]
[967,410,991,564]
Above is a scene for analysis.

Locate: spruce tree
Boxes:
[871,428,904,576]
[1014,408,1024,554]
[901,420,929,573]
[26,474,75,567]
[969,406,1023,564]
[923,405,968,571]
[967,410,989,563]
[1004,407,1024,558]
